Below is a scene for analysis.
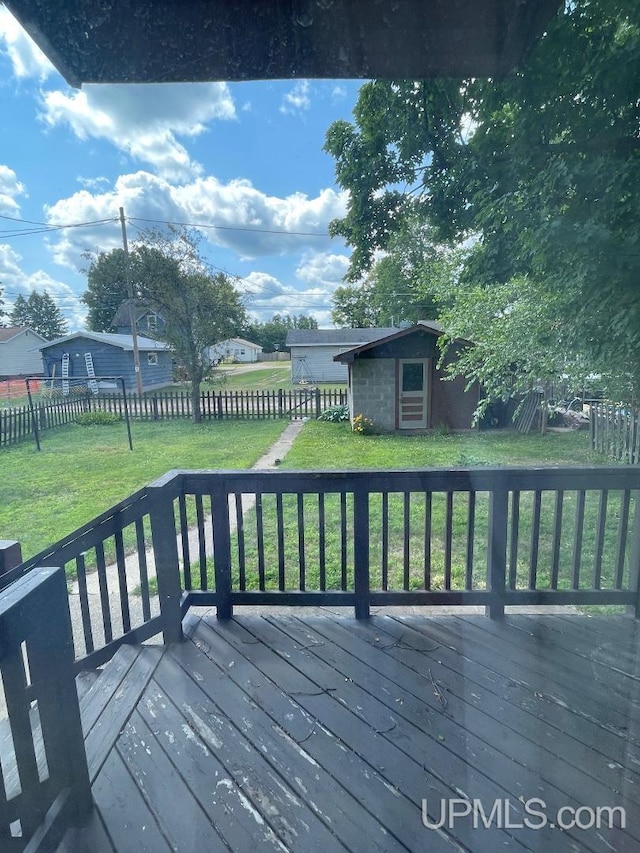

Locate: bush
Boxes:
[352,413,375,434]
[317,404,349,422]
[76,411,121,426]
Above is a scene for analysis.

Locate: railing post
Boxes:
[486,488,508,619]
[0,540,22,578]
[148,485,183,643]
[211,478,233,619]
[629,490,640,619]
[353,488,370,618]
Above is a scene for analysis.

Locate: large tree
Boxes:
[84,228,246,421]
[332,218,456,327]
[243,314,319,352]
[10,290,68,339]
[324,0,640,396]
[82,248,129,332]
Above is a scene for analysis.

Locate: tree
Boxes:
[84,227,246,422]
[332,218,457,327]
[10,290,68,339]
[82,248,130,331]
[324,0,640,396]
[243,314,319,352]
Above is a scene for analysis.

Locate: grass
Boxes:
[282,421,606,469]
[177,424,627,603]
[0,419,284,562]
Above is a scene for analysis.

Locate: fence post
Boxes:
[353,487,370,619]
[148,484,183,643]
[315,387,321,419]
[629,491,640,619]
[0,540,22,577]
[211,478,233,619]
[278,389,283,418]
[486,488,508,619]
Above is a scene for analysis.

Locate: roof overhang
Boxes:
[4,0,561,88]
[335,321,446,363]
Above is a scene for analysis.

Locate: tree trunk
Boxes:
[191,381,202,423]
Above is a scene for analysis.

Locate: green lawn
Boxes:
[0,419,284,562]
[282,421,605,469]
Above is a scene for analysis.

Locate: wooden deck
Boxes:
[60,612,640,853]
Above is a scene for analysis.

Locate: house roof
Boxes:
[3,1,561,87]
[286,327,398,348]
[39,332,171,352]
[334,320,452,362]
[215,337,263,351]
[0,326,48,344]
[111,300,160,328]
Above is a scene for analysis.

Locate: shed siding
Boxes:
[291,346,349,383]
[350,359,396,431]
[41,340,172,392]
[0,330,46,377]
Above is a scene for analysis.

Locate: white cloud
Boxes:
[331,85,347,101]
[0,6,56,80]
[241,271,333,325]
[44,170,347,269]
[40,82,236,181]
[0,165,27,216]
[0,244,86,330]
[296,252,349,289]
[280,81,311,115]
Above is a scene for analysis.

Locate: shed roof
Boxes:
[4,1,561,88]
[334,320,454,362]
[39,331,171,352]
[286,327,398,348]
[215,337,263,350]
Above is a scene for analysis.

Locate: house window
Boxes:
[147,314,157,332]
[240,349,245,356]
[148,353,158,365]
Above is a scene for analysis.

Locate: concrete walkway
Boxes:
[67,420,305,655]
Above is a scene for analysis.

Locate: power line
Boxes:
[127,215,332,238]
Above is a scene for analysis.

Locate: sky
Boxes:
[0,7,362,331]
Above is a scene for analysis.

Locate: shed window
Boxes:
[147,353,158,365]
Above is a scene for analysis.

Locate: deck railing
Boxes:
[0,568,91,850]
[3,465,639,673]
[2,465,640,848]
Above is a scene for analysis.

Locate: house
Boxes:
[0,326,48,378]
[334,321,480,431]
[286,327,396,383]
[111,299,165,338]
[206,337,263,364]
[40,332,173,392]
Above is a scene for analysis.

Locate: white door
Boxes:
[398,359,430,429]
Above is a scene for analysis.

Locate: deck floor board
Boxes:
[65,613,639,853]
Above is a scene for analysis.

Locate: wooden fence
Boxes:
[0,388,347,448]
[591,404,640,464]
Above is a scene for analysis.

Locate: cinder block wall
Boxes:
[350,359,396,431]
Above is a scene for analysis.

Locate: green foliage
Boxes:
[9,290,68,339]
[325,1,640,399]
[76,411,121,426]
[243,314,319,353]
[82,248,129,332]
[84,227,247,422]
[317,404,349,422]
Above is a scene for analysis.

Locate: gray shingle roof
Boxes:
[286,327,398,347]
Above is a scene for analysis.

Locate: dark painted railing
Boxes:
[2,465,640,846]
[0,568,91,851]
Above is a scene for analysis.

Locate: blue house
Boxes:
[40,332,173,392]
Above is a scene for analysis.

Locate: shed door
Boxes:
[398,359,430,429]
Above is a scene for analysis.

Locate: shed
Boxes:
[286,327,396,383]
[40,332,173,392]
[206,337,263,364]
[0,326,48,378]
[335,321,480,431]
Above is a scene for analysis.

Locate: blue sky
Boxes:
[0,7,362,330]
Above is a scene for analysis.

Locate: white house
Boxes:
[0,326,48,378]
[207,338,263,364]
[285,327,397,383]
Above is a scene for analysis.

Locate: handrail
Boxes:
[0,568,91,850]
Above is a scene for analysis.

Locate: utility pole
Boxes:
[120,206,144,398]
